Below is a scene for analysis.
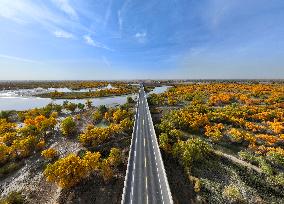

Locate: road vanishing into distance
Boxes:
[122,86,173,204]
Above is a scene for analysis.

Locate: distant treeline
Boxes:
[0,81,133,90]
[35,86,138,99]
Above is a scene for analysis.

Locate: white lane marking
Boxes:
[157,172,165,204]
[146,195,149,204]
[145,156,147,168]
[145,176,148,189]
[130,119,139,204]
[146,176,149,204]
[143,119,144,125]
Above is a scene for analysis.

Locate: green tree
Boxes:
[60,117,77,137]
[0,111,12,120]
[98,105,108,114]
[78,103,85,110]
[127,96,135,104]
[173,138,212,171]
[159,133,171,153]
[65,102,77,112]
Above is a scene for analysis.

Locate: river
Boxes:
[0,85,170,111]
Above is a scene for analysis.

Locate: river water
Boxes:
[0,85,170,111]
[148,86,172,94]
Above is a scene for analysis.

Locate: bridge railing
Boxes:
[121,94,138,204]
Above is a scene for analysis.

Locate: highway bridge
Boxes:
[121,86,173,204]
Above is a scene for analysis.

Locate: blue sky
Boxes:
[0,0,284,80]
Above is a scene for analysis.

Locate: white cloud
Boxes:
[0,0,68,29]
[0,0,27,23]
[0,1,90,43]
[117,10,123,32]
[117,0,131,33]
[135,31,147,43]
[83,35,113,51]
[0,54,40,64]
[53,30,74,38]
[104,0,113,28]
[51,0,78,20]
[83,35,96,46]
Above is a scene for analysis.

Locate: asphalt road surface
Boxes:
[122,87,172,204]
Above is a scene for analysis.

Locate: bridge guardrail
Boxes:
[121,94,138,204]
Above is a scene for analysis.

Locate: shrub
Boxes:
[258,157,273,175]
[228,128,244,143]
[63,102,77,112]
[41,148,58,160]
[267,173,284,187]
[188,176,201,193]
[204,123,224,141]
[93,110,102,124]
[0,162,21,177]
[60,117,77,137]
[0,119,16,135]
[0,144,11,165]
[267,148,284,167]
[172,138,212,171]
[113,108,129,123]
[0,191,25,204]
[82,151,101,171]
[107,148,123,167]
[238,151,257,164]
[100,159,114,182]
[222,184,243,203]
[119,118,133,134]
[159,133,171,153]
[1,132,17,146]
[36,140,46,150]
[12,135,37,158]
[78,124,120,147]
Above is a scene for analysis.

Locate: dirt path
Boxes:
[214,150,262,173]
